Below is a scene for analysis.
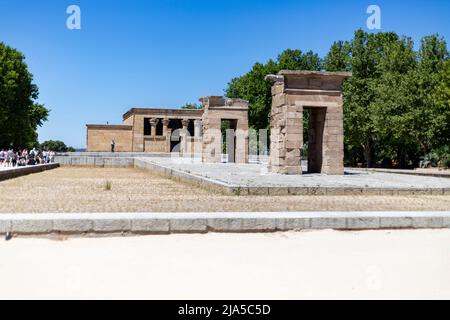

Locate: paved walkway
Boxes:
[138,157,450,189]
[1,229,449,299]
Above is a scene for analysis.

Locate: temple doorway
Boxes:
[303,107,326,173]
[221,119,237,163]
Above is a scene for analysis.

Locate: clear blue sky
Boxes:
[0,0,449,148]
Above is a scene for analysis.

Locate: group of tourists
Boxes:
[0,148,56,168]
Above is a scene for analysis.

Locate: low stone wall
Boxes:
[56,156,135,167]
[1,211,449,236]
[0,163,60,182]
[56,152,169,158]
[55,152,172,167]
[56,152,170,157]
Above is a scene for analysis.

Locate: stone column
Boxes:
[162,118,170,137]
[194,119,202,138]
[149,118,159,136]
[181,119,190,154]
[162,118,170,153]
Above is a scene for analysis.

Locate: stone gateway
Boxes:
[265,71,351,175]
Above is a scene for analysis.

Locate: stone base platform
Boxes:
[134,157,450,196]
[1,211,450,236]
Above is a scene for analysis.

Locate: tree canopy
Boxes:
[40,140,75,152]
[327,30,449,167]
[225,49,322,129]
[0,42,49,149]
[181,103,203,110]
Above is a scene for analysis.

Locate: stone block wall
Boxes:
[268,84,303,174]
[144,136,168,153]
[131,114,145,152]
[321,103,345,175]
[86,125,133,152]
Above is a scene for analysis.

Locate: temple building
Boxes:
[86,96,249,163]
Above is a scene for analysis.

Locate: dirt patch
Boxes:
[0,167,448,213]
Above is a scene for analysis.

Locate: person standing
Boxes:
[111,139,116,153]
[7,148,14,167]
[49,150,55,163]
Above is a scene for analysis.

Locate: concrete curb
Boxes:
[1,211,450,236]
[0,163,60,182]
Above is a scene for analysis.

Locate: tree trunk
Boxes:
[363,146,373,168]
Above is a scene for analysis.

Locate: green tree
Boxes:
[225,49,322,129]
[432,59,450,147]
[340,30,388,167]
[370,34,419,167]
[277,49,322,71]
[412,35,449,155]
[40,140,75,152]
[323,41,351,72]
[0,42,49,148]
[330,30,448,168]
[181,103,202,110]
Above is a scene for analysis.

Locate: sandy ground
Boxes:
[0,167,449,212]
[0,229,449,299]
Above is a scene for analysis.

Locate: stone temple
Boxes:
[87,96,249,163]
[86,71,350,173]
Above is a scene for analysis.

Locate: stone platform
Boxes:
[134,157,450,196]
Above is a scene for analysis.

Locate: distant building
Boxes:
[86,96,249,163]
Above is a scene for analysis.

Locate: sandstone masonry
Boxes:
[266,71,351,175]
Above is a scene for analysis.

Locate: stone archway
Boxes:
[265,71,351,175]
[200,96,249,164]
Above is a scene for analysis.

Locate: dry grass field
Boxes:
[0,167,449,213]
